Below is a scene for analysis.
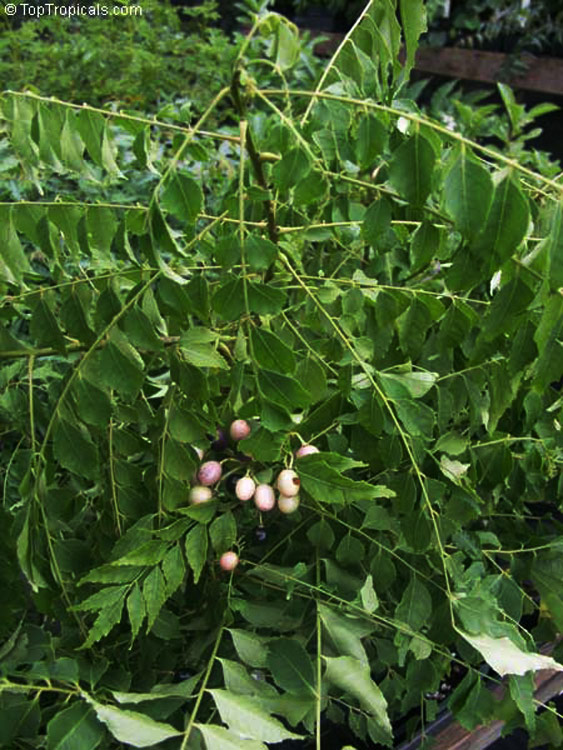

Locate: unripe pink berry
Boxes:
[197,460,222,486]
[235,476,256,501]
[295,444,319,458]
[219,551,239,571]
[277,469,300,497]
[278,494,300,514]
[230,419,251,441]
[189,485,213,504]
[254,483,275,512]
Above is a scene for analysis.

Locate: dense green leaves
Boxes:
[1,4,561,750]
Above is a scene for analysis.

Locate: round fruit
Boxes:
[255,525,267,543]
[219,551,239,571]
[230,419,251,441]
[278,494,300,514]
[295,444,319,458]
[277,469,300,497]
[254,483,275,512]
[198,460,222,486]
[189,485,213,504]
[236,476,256,501]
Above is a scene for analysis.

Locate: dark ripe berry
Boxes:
[211,428,228,452]
[225,473,244,495]
[255,525,267,543]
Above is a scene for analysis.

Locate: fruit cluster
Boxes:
[188,419,319,572]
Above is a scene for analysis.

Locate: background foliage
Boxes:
[1,1,562,749]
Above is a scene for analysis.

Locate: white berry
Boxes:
[235,476,256,501]
[189,486,213,504]
[219,551,239,571]
[278,494,300,514]
[277,469,300,497]
[295,444,319,458]
[254,484,275,512]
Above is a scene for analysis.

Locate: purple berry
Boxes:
[198,460,222,486]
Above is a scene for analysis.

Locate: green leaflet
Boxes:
[323,656,392,743]
[209,689,303,743]
[160,170,203,224]
[46,702,104,750]
[444,150,494,240]
[196,724,268,750]
[267,638,316,696]
[389,134,435,205]
[472,175,529,267]
[85,698,181,747]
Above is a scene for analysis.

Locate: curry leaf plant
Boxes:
[1,2,562,749]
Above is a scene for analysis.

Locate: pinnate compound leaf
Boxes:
[458,631,563,677]
[444,151,493,240]
[47,701,104,750]
[323,656,392,740]
[209,689,303,743]
[196,724,268,750]
[267,638,316,696]
[86,699,181,747]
